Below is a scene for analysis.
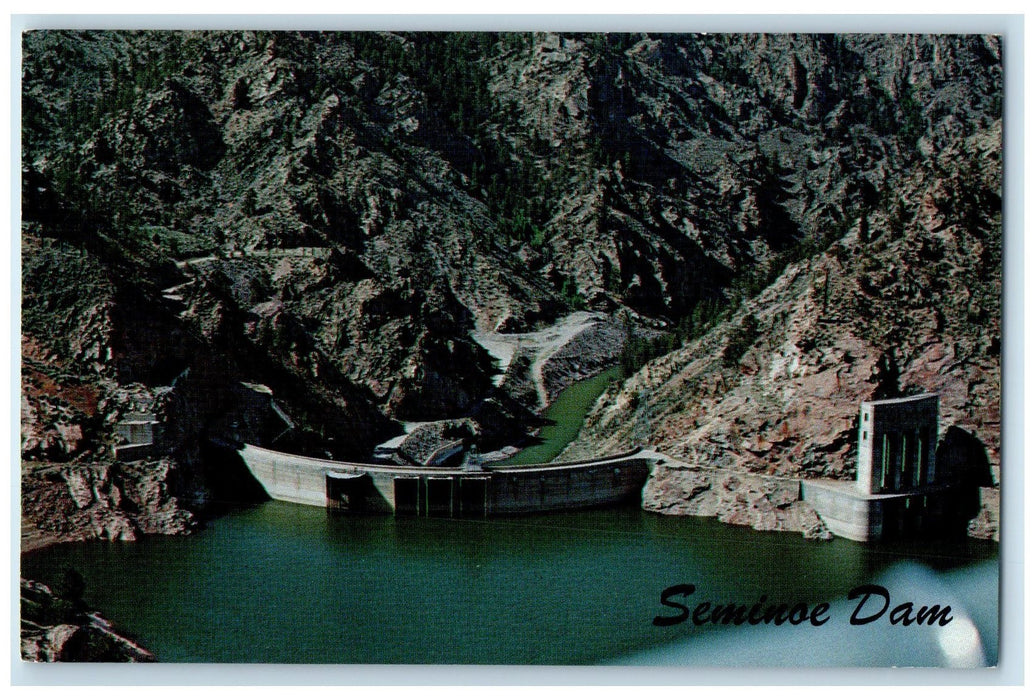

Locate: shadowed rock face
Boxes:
[937,426,995,490]
[936,426,998,539]
[20,31,1000,548]
[20,578,155,662]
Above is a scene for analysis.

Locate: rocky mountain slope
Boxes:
[563,121,1002,539]
[21,31,1001,545]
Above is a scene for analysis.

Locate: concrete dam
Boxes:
[200,390,981,538]
[234,442,653,517]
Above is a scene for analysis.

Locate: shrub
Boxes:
[722,313,759,367]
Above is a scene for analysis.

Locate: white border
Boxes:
[4,10,1027,689]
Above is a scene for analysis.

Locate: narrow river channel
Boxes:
[497,366,623,465]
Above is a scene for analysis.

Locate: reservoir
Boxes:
[20,502,998,665]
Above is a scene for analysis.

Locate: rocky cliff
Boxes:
[563,121,1002,540]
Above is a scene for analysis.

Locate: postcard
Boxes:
[18,26,1004,671]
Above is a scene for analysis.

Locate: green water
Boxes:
[498,366,624,465]
[21,503,998,665]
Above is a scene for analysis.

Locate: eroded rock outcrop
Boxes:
[21,578,155,662]
[643,464,831,540]
[21,459,196,549]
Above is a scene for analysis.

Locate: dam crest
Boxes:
[230,442,653,517]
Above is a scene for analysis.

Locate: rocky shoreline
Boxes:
[20,578,155,662]
[641,459,1000,543]
[20,458,198,554]
[642,459,833,540]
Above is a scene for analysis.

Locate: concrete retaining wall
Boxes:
[238,443,336,507]
[801,481,879,541]
[802,479,971,542]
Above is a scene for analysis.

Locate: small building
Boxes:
[802,393,971,542]
[113,412,162,461]
[856,393,939,495]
